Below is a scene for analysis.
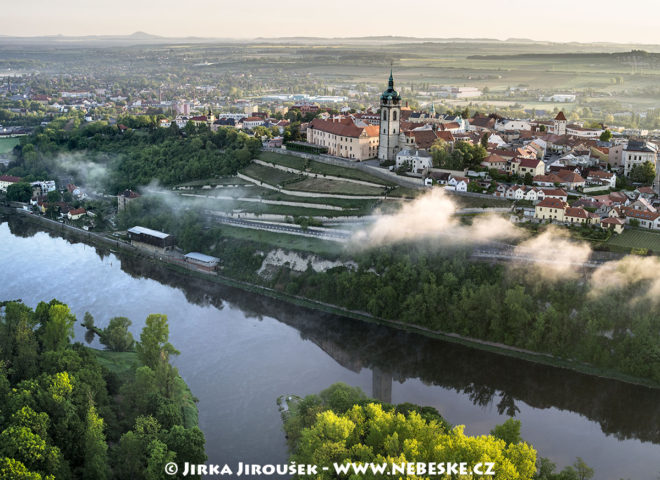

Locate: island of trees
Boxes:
[283,383,594,480]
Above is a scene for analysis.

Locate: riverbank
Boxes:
[4,206,659,389]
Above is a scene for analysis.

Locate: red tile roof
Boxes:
[0,175,22,183]
[541,188,568,197]
[565,207,588,219]
[516,158,542,168]
[555,111,567,121]
[537,198,568,209]
[309,118,379,138]
[621,207,660,221]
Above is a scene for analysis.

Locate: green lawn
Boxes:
[89,349,138,376]
[259,151,307,170]
[177,177,251,187]
[258,151,394,186]
[606,228,660,253]
[286,177,385,196]
[0,137,19,154]
[241,163,302,186]
[260,190,379,210]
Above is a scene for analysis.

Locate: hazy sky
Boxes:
[4,0,660,44]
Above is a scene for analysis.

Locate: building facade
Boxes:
[378,71,402,162]
[306,118,379,161]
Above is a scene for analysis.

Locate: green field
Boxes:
[178,177,251,187]
[286,177,385,196]
[258,151,394,186]
[89,349,138,376]
[241,163,302,186]
[606,229,660,253]
[0,137,19,154]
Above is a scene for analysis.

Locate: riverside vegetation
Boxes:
[282,383,594,480]
[116,194,660,387]
[0,299,205,480]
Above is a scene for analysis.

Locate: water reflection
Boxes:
[4,214,660,455]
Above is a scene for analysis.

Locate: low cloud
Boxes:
[590,256,660,305]
[351,188,522,247]
[512,226,593,279]
[54,152,111,190]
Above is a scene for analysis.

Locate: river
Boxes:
[1,215,659,479]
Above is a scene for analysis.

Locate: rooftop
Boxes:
[128,226,171,239]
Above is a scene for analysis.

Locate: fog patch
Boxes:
[351,188,522,248]
[512,226,592,279]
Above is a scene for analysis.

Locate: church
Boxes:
[377,70,402,162]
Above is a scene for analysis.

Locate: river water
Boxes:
[1,215,660,479]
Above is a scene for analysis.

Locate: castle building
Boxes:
[378,71,402,162]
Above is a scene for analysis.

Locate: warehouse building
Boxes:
[127,226,175,253]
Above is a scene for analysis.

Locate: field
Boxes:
[0,137,19,154]
[258,152,394,186]
[286,177,385,196]
[606,229,660,253]
[241,163,302,186]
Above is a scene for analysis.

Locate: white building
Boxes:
[395,149,433,172]
[495,119,532,132]
[623,140,658,177]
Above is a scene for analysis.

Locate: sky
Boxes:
[3,0,660,44]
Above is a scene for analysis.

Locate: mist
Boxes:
[512,227,593,279]
[351,189,523,247]
[590,256,660,305]
[54,152,113,191]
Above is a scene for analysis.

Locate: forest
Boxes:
[2,115,261,192]
[283,383,593,480]
[272,245,660,385]
[0,299,205,480]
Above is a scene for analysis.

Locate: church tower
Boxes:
[554,111,567,136]
[378,70,402,162]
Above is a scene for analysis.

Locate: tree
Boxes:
[6,183,32,203]
[599,130,612,142]
[46,191,61,203]
[82,405,109,480]
[39,305,76,352]
[629,161,656,184]
[136,315,179,370]
[100,317,135,352]
[289,401,537,480]
[0,457,48,480]
[523,172,534,186]
[467,181,482,193]
[490,418,522,444]
[481,132,490,148]
[573,457,594,480]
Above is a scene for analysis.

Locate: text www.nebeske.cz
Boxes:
[174,461,496,476]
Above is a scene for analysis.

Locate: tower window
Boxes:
[393,111,397,121]
[383,110,387,121]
